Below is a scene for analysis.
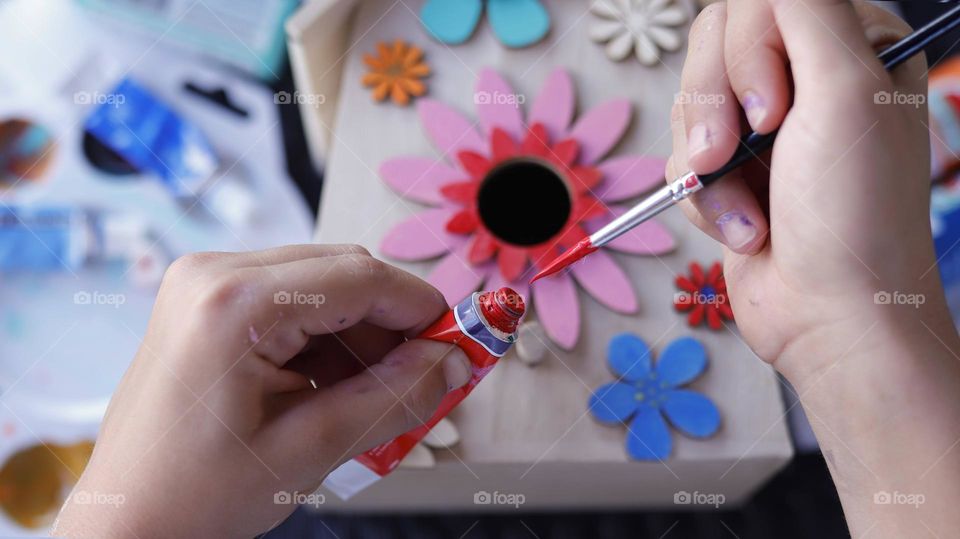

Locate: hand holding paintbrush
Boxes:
[540,1,960,536]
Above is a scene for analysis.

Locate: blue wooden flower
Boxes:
[589,334,720,460]
[420,0,550,49]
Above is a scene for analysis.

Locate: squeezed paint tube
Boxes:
[322,288,525,500]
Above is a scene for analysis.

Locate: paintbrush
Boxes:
[531,4,960,284]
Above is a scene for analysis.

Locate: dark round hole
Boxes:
[477,159,571,246]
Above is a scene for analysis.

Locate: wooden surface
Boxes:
[296,0,793,509]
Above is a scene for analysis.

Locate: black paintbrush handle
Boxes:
[698,3,960,189]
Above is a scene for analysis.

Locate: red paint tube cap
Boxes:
[478,287,525,334]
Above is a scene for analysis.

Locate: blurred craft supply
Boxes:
[0,0,94,98]
[83,77,257,226]
[75,0,298,79]
[0,441,94,530]
[0,119,57,187]
[84,77,219,199]
[929,56,960,323]
[0,205,167,286]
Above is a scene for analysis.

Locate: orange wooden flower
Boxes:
[362,40,431,106]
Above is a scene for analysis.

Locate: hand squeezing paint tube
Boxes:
[322,287,525,499]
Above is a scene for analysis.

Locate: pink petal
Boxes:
[476,68,524,142]
[485,270,530,319]
[532,272,580,350]
[417,99,487,159]
[595,156,667,202]
[567,99,632,165]
[528,68,575,142]
[380,157,465,206]
[570,249,638,314]
[428,245,491,306]
[584,206,676,255]
[380,208,462,261]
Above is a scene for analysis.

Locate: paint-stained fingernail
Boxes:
[742,91,767,130]
[716,212,756,249]
[687,123,712,157]
[443,348,472,391]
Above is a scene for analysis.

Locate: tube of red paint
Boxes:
[322,287,525,500]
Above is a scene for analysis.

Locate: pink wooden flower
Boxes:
[380,68,674,349]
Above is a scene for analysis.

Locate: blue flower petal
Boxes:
[661,390,721,438]
[421,0,483,45]
[625,407,672,460]
[655,337,707,387]
[486,0,550,48]
[608,333,652,382]
[588,382,638,424]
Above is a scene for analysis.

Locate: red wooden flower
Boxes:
[674,261,733,330]
[441,123,607,282]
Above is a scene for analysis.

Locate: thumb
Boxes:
[297,339,472,466]
[767,0,883,85]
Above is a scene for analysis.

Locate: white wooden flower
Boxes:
[589,0,688,66]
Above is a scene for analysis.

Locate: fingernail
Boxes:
[742,91,767,130]
[443,349,472,391]
[716,212,757,249]
[687,123,712,157]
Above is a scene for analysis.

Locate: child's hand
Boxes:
[53,246,471,538]
[668,0,937,379]
[671,1,960,536]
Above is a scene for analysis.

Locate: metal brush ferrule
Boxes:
[589,172,702,248]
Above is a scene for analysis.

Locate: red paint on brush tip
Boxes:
[478,287,526,333]
[529,238,598,283]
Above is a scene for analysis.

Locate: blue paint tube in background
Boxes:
[0,205,163,281]
[83,78,256,227]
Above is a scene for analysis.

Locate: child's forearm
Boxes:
[782,301,960,538]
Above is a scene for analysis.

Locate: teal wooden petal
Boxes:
[486,0,550,48]
[421,0,483,45]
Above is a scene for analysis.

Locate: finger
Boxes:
[766,0,884,88]
[229,243,371,268]
[725,0,791,133]
[688,176,769,254]
[243,255,449,364]
[283,322,405,388]
[161,245,371,291]
[670,92,769,254]
[669,102,712,231]
[851,2,925,92]
[286,339,472,469]
[681,3,743,175]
